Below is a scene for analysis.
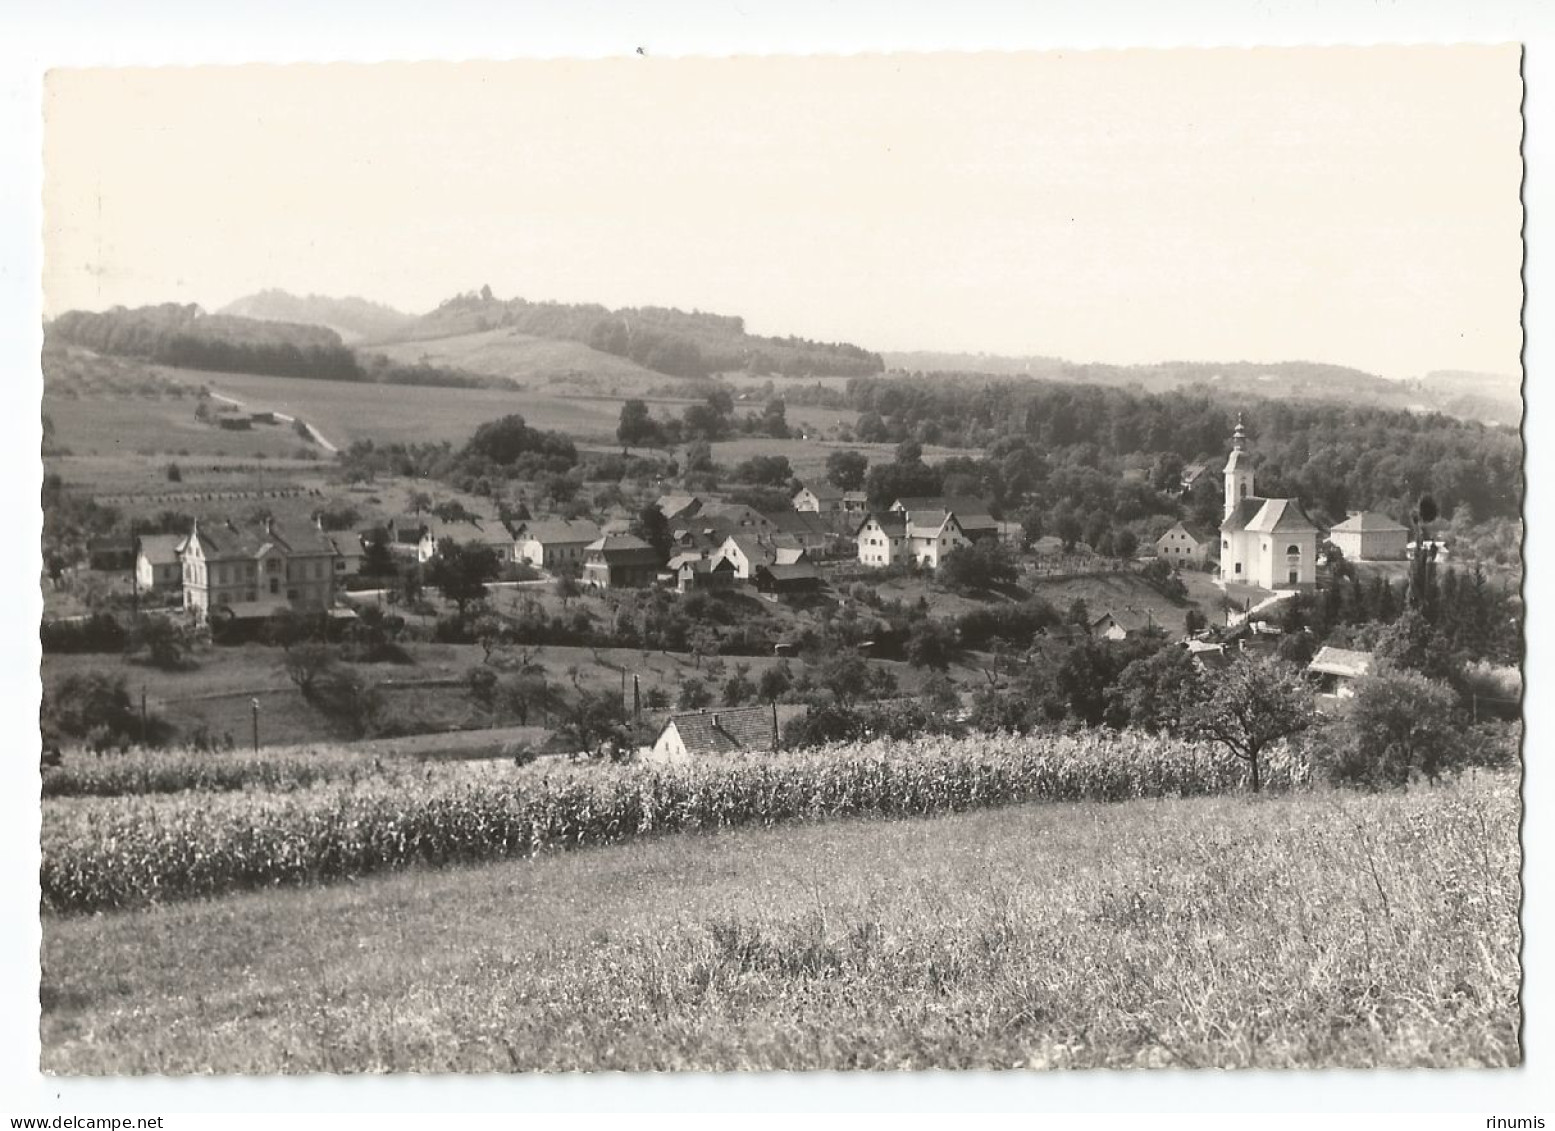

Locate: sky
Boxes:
[42,46,1524,380]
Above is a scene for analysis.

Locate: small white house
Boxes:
[646,705,778,764]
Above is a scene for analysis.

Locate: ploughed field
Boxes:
[40,733,1520,1072]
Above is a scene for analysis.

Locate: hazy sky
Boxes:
[43,47,1523,379]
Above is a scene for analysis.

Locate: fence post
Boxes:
[251,697,260,753]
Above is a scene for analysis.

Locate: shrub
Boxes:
[1319,669,1467,788]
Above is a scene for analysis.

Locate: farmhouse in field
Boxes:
[1328,511,1410,561]
[513,517,602,571]
[1219,416,1321,589]
[1090,611,1129,641]
[1155,521,1212,564]
[582,533,662,589]
[1307,645,1375,700]
[179,517,339,620]
[647,704,779,763]
[134,534,185,592]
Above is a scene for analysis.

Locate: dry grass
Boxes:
[40,773,1521,1072]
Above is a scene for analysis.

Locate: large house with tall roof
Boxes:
[180,518,340,620]
[1219,417,1321,589]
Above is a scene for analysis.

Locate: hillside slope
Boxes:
[368,327,682,397]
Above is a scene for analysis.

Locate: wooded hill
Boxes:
[219,290,415,344]
[883,352,1522,428]
[386,289,886,379]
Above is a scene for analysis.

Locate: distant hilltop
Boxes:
[219,289,417,344]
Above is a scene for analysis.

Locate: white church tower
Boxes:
[1217,412,1321,590]
[1223,414,1255,521]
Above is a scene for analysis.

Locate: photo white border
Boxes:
[2,0,1548,1116]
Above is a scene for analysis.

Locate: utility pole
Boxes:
[140,686,148,744]
[250,697,260,753]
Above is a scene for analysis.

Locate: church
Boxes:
[1218,416,1321,590]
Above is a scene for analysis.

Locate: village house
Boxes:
[134,534,185,593]
[513,517,602,571]
[664,550,737,594]
[889,496,999,543]
[716,533,807,581]
[762,509,833,554]
[1307,646,1375,701]
[582,533,662,589]
[656,494,703,522]
[856,512,907,567]
[646,704,779,763]
[414,517,516,565]
[322,530,364,578]
[1179,461,1216,495]
[1219,416,1321,589]
[1090,611,1129,641]
[792,482,868,515]
[754,559,823,596]
[180,517,340,621]
[1328,512,1410,561]
[1155,521,1212,564]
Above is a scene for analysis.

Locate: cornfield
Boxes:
[42,731,1311,914]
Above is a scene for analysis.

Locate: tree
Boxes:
[617,399,660,450]
[939,540,1017,592]
[826,450,869,491]
[906,619,958,671]
[1184,608,1208,635]
[42,670,154,752]
[128,616,192,671]
[895,438,924,466]
[408,491,433,516]
[921,672,961,716]
[757,661,793,703]
[283,643,336,699]
[360,529,397,578]
[818,652,871,706]
[678,676,713,709]
[553,570,582,607]
[426,539,500,616]
[1107,646,1207,734]
[165,462,182,483]
[684,439,715,473]
[722,666,757,706]
[1189,655,1318,792]
[1326,668,1465,788]
[630,503,674,562]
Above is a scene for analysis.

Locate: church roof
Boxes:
[1221,497,1268,533]
[1244,498,1320,535]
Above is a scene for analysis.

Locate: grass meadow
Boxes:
[40,771,1520,1072]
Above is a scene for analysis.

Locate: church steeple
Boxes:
[1223,413,1255,521]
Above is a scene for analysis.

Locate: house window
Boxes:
[1285,544,1301,556]
[288,589,298,599]
[1234,563,1242,575]
[269,578,280,594]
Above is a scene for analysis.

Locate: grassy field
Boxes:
[40,771,1520,1072]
